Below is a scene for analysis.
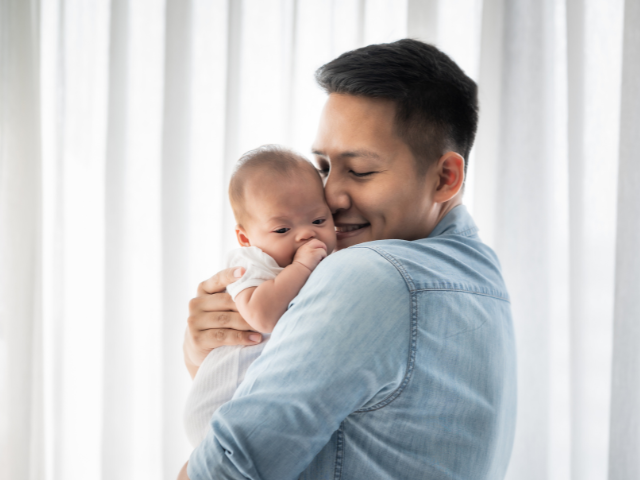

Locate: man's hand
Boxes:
[177,461,190,480]
[293,239,328,272]
[184,267,263,379]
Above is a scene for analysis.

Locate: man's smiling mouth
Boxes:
[335,223,370,233]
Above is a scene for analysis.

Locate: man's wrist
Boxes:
[183,337,200,379]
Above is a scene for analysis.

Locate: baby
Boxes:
[183,145,337,447]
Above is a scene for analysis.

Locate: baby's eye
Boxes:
[274,228,290,234]
[317,167,329,177]
[312,218,326,225]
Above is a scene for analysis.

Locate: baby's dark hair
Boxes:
[229,145,321,226]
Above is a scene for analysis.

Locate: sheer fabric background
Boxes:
[1,0,639,479]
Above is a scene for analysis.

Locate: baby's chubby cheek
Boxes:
[324,236,337,255]
[273,246,298,268]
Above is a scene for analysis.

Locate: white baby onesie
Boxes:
[183,246,283,447]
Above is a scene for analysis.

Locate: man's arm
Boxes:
[177,462,189,480]
[187,247,411,480]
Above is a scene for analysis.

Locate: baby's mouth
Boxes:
[335,223,370,233]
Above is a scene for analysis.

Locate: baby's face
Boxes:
[238,170,336,267]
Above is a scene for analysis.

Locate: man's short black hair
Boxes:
[315,38,478,174]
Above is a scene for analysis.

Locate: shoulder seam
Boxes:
[352,245,509,301]
[352,245,415,291]
[413,287,510,303]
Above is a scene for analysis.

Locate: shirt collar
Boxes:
[427,204,479,239]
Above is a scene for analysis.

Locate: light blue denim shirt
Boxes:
[188,205,517,480]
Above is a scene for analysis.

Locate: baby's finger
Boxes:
[307,239,327,251]
[197,267,245,296]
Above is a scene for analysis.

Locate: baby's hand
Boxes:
[293,239,328,272]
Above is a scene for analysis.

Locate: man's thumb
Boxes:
[233,267,245,279]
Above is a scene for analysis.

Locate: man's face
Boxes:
[312,94,441,250]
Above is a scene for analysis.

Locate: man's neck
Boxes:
[424,195,464,238]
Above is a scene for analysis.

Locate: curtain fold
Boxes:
[609,0,640,477]
[0,1,43,479]
[1,1,639,479]
[495,1,560,477]
[103,1,133,479]
[49,1,110,478]
[104,1,167,478]
[568,0,625,477]
[160,0,195,477]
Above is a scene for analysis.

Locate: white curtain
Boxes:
[1,0,638,479]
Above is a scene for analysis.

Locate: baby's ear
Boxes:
[235,226,251,247]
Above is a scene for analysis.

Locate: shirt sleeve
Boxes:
[224,247,284,301]
[187,246,412,480]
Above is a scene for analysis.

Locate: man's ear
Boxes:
[433,151,465,203]
[235,226,251,247]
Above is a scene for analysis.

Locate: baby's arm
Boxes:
[235,239,328,333]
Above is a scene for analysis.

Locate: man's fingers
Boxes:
[187,311,251,332]
[185,270,250,375]
[189,291,237,313]
[196,328,262,349]
[197,267,245,295]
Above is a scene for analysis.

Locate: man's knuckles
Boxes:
[215,312,231,326]
[214,329,228,341]
[188,310,236,329]
[212,329,246,345]
[187,314,199,327]
[198,268,236,295]
[188,296,201,313]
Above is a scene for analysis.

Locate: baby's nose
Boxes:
[296,228,316,242]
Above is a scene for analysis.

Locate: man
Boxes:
[180,39,516,479]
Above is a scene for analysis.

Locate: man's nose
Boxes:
[323,173,350,215]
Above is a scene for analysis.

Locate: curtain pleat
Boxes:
[1,1,639,479]
[0,0,43,479]
[160,0,195,477]
[51,1,110,478]
[103,1,133,478]
[566,1,590,474]
[566,0,626,476]
[474,0,504,248]
[407,0,439,44]
[608,0,640,476]
[497,1,558,478]
[187,0,229,282]
[113,1,166,478]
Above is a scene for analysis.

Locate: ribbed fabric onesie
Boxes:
[183,247,283,447]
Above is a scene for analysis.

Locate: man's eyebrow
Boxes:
[311,149,325,157]
[311,149,382,160]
